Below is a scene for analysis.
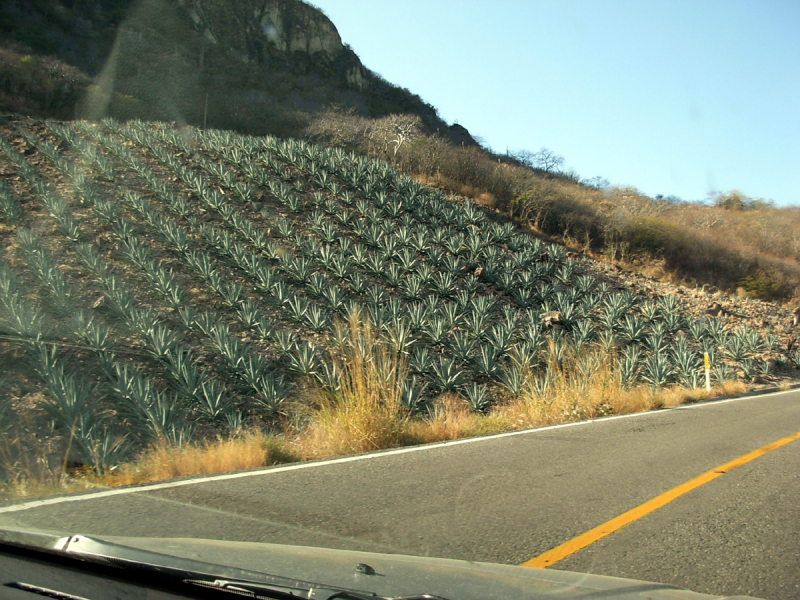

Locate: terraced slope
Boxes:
[0,115,797,472]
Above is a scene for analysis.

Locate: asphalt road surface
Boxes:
[2,389,799,600]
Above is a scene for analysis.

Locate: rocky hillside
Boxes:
[0,0,470,140]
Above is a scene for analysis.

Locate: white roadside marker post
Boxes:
[704,352,711,391]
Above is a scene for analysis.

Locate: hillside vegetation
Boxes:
[306,108,800,301]
[0,115,798,496]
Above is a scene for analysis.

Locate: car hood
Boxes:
[0,525,759,600]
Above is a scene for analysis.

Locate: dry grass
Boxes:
[411,347,748,445]
[0,430,298,501]
[294,315,414,459]
[97,433,297,488]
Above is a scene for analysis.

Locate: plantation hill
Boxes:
[0,114,798,497]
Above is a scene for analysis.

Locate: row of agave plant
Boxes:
[82,121,800,389]
[8,122,299,412]
[120,120,794,371]
[0,125,282,471]
[1,118,798,473]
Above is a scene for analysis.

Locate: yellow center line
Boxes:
[520,429,800,569]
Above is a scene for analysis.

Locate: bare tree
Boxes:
[388,114,420,156]
[692,214,722,230]
[363,114,422,160]
[606,185,668,217]
[533,148,564,173]
[583,176,610,190]
[511,147,564,174]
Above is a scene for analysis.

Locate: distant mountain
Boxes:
[0,0,474,141]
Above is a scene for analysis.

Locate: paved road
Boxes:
[2,390,799,599]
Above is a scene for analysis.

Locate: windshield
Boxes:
[0,2,798,600]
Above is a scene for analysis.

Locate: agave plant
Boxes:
[495,272,515,292]
[382,319,415,355]
[422,316,449,346]
[724,335,749,361]
[0,181,22,224]
[219,282,243,308]
[253,376,291,416]
[329,256,352,281]
[643,328,668,355]
[571,319,596,349]
[463,383,491,413]
[430,271,458,298]
[739,358,757,381]
[641,352,674,389]
[662,312,683,334]
[194,379,230,423]
[742,328,763,354]
[763,334,780,353]
[686,319,706,343]
[712,362,732,384]
[289,342,321,377]
[618,314,647,345]
[207,322,250,372]
[384,263,402,288]
[620,345,644,387]
[591,328,614,352]
[143,322,179,362]
[510,288,533,308]
[349,244,369,268]
[658,294,681,317]
[431,357,464,392]
[599,305,624,333]
[409,346,433,375]
[472,345,502,379]
[707,317,727,345]
[303,305,329,332]
[37,346,98,432]
[401,377,429,413]
[487,323,514,355]
[306,272,328,298]
[759,359,774,378]
[285,296,309,322]
[670,337,699,382]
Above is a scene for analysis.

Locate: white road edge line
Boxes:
[1,387,795,514]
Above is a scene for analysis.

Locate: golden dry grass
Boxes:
[294,315,413,459]
[0,430,297,501]
[97,433,297,488]
[410,347,748,445]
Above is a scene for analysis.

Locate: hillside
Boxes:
[0,0,469,141]
[2,1,799,305]
[0,114,798,491]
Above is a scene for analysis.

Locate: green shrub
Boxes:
[738,270,785,300]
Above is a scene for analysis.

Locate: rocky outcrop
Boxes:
[177,0,360,67]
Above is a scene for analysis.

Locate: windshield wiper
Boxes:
[55,534,448,600]
[188,577,447,600]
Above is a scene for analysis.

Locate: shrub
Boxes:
[738,269,785,300]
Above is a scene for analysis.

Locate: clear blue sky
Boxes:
[310,0,799,205]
